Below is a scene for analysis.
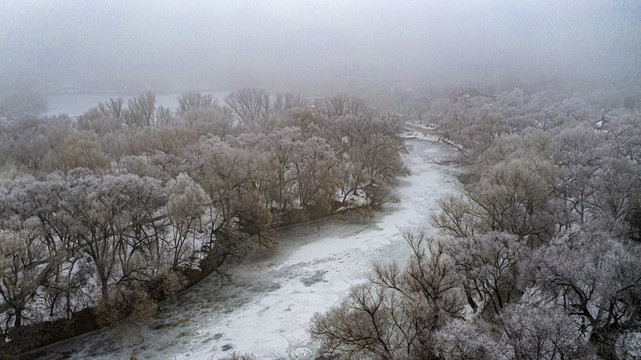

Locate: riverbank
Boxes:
[2,197,372,356]
[22,138,461,360]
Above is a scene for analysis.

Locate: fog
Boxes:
[1,0,640,92]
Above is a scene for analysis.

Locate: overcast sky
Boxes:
[1,0,640,92]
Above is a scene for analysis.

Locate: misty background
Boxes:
[1,0,640,93]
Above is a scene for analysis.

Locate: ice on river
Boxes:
[28,139,460,360]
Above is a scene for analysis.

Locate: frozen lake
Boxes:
[27,139,460,360]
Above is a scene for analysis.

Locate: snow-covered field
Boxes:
[28,139,461,360]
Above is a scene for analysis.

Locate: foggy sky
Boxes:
[1,0,640,92]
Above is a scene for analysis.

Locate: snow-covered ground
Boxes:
[28,139,461,360]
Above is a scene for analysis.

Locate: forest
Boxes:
[2,83,640,359]
[2,0,640,358]
[0,89,409,355]
[310,85,641,359]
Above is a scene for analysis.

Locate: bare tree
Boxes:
[317,94,369,118]
[224,88,271,125]
[0,217,65,327]
[98,97,125,120]
[123,91,156,128]
[272,92,307,113]
[55,131,111,172]
[177,92,215,116]
[447,232,527,315]
[499,303,586,360]
[526,230,641,358]
[165,173,210,269]
[310,232,463,359]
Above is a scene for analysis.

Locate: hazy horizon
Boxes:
[2,0,640,93]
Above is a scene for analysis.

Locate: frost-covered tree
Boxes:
[433,319,502,360]
[310,232,463,360]
[290,136,340,209]
[262,126,301,211]
[272,92,307,114]
[334,114,409,206]
[316,94,369,118]
[433,157,557,244]
[177,92,215,116]
[55,131,111,172]
[165,173,210,269]
[525,230,641,357]
[59,173,167,301]
[448,232,527,314]
[0,217,65,327]
[224,88,271,125]
[123,92,156,128]
[0,88,414,351]
[499,303,588,360]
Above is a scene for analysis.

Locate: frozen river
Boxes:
[28,138,460,360]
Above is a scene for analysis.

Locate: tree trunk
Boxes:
[463,283,478,312]
[14,307,22,327]
[101,281,110,301]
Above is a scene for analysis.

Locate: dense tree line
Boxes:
[310,86,641,359]
[0,89,408,353]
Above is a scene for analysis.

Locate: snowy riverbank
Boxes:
[26,138,461,360]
